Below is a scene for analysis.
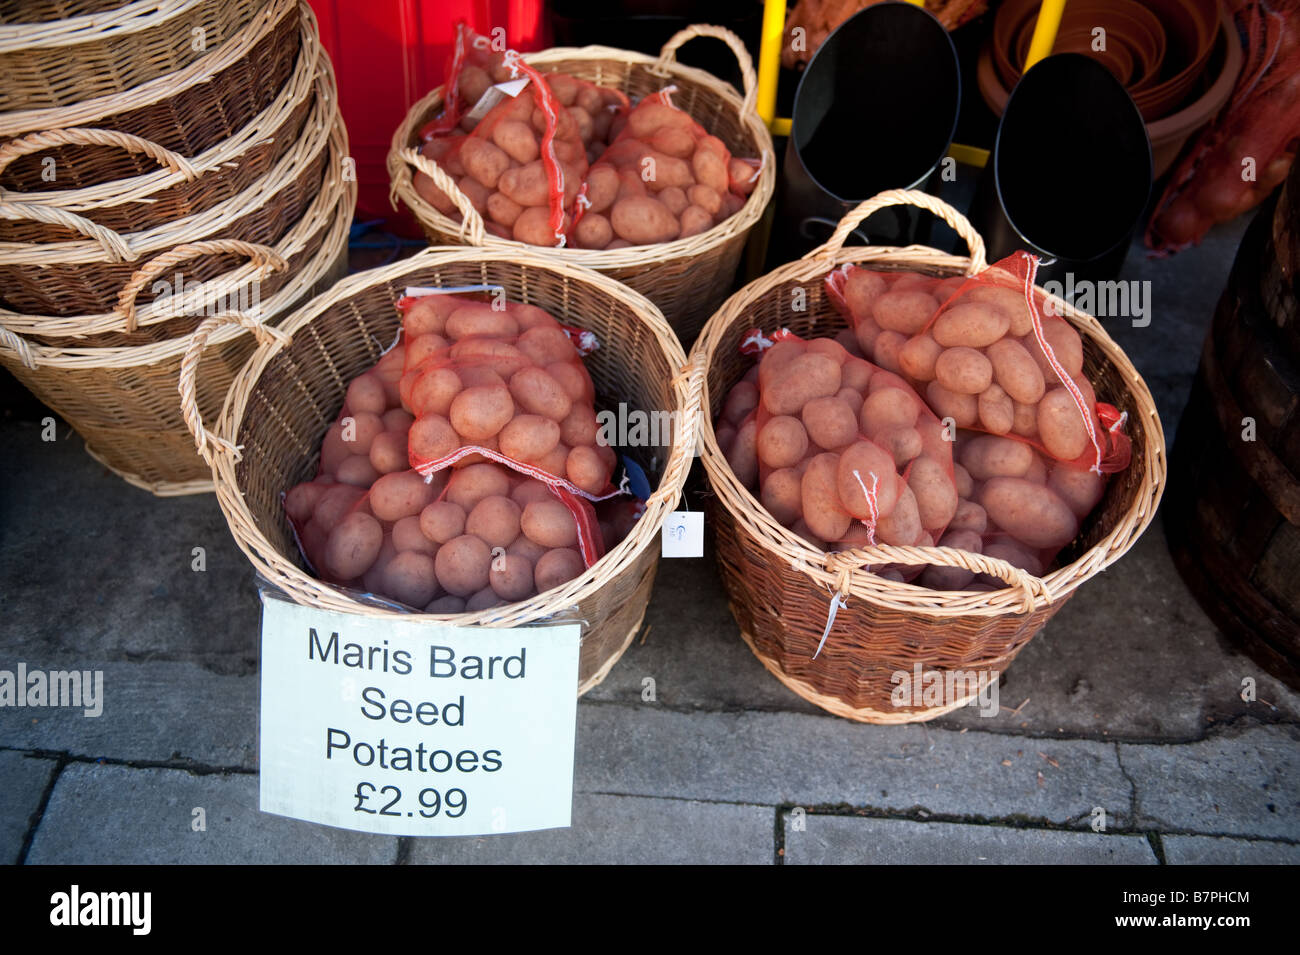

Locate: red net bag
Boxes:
[418,24,516,139]
[826,253,1132,476]
[721,329,958,565]
[1147,1,1300,251]
[568,88,760,250]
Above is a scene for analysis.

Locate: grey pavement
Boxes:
[2,216,1298,864]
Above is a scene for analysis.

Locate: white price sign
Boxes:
[258,595,580,836]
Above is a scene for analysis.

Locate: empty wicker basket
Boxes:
[691,190,1166,723]
[388,24,776,344]
[180,247,697,693]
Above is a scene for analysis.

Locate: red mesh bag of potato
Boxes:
[413,52,598,247]
[826,253,1131,475]
[568,87,761,250]
[722,328,958,563]
[418,23,514,139]
[918,431,1108,591]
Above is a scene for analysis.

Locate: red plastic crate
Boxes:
[309,0,549,234]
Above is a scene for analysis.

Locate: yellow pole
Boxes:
[756,0,785,128]
[1023,0,1067,71]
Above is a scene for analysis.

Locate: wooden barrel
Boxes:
[1165,194,1300,688]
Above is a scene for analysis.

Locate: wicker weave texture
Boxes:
[388,25,776,345]
[692,190,1167,722]
[184,248,695,692]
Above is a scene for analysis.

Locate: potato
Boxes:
[408,414,459,463]
[451,339,530,380]
[497,160,550,207]
[585,165,620,213]
[723,381,759,426]
[368,471,434,521]
[336,454,379,488]
[789,519,826,550]
[446,462,511,511]
[345,373,387,416]
[449,385,514,441]
[760,467,802,525]
[521,499,579,548]
[679,204,712,238]
[627,102,693,139]
[860,387,919,436]
[435,534,492,597]
[512,479,556,508]
[898,333,942,381]
[510,367,572,421]
[445,303,519,341]
[507,532,549,564]
[657,185,689,215]
[952,462,973,499]
[325,512,384,580]
[801,452,852,542]
[836,440,902,519]
[382,408,414,433]
[1012,400,1039,437]
[845,269,887,320]
[285,480,329,524]
[932,302,1010,348]
[978,477,1079,549]
[492,415,555,463]
[559,405,599,448]
[728,157,758,195]
[1023,453,1048,484]
[368,431,409,475]
[935,347,993,395]
[757,339,804,390]
[875,485,921,545]
[566,445,608,494]
[1037,387,1090,460]
[459,137,510,189]
[687,183,723,216]
[801,396,858,450]
[643,149,695,191]
[516,325,576,367]
[489,552,536,602]
[486,191,523,229]
[651,125,695,158]
[1028,321,1085,382]
[1048,465,1106,518]
[907,456,958,529]
[535,547,584,592]
[534,442,571,480]
[925,380,978,428]
[873,290,939,334]
[762,353,842,415]
[987,338,1045,404]
[463,586,503,612]
[459,64,492,105]
[757,415,809,469]
[573,212,613,249]
[960,434,1034,480]
[610,195,680,245]
[511,205,560,247]
[489,118,539,164]
[379,551,439,607]
[414,170,455,214]
[806,338,850,365]
[545,360,594,406]
[868,330,903,374]
[726,416,758,488]
[337,411,384,456]
[458,174,491,213]
[881,426,923,467]
[978,383,1014,435]
[947,499,987,534]
[840,359,872,394]
[312,483,365,531]
[466,495,522,548]
[692,141,729,194]
[919,529,984,590]
[981,541,1044,580]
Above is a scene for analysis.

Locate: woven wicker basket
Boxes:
[388,24,776,344]
[692,190,1166,723]
[0,133,355,496]
[0,0,265,112]
[0,5,319,244]
[0,2,132,24]
[0,56,336,321]
[0,0,300,192]
[178,247,696,693]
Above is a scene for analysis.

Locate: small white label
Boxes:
[258,596,580,836]
[660,511,703,557]
[463,78,530,127]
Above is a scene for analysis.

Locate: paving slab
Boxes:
[0,662,257,768]
[1121,724,1300,840]
[0,750,55,864]
[408,793,772,865]
[781,813,1157,865]
[1162,835,1300,865]
[576,704,1133,827]
[26,763,398,864]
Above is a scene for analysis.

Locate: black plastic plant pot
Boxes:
[774,1,961,263]
[970,53,1153,284]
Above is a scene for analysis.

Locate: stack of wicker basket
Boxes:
[0,0,356,495]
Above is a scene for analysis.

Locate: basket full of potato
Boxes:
[692,190,1166,724]
[388,24,775,344]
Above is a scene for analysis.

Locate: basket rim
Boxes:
[0,0,297,137]
[199,245,698,629]
[0,0,203,51]
[0,118,353,367]
[690,193,1168,619]
[386,30,776,267]
[0,8,320,216]
[0,53,334,271]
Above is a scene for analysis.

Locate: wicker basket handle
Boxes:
[655,25,758,117]
[823,544,1051,614]
[810,189,989,274]
[399,146,488,244]
[0,197,132,262]
[0,127,198,183]
[116,240,289,334]
[0,323,37,371]
[178,311,292,467]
